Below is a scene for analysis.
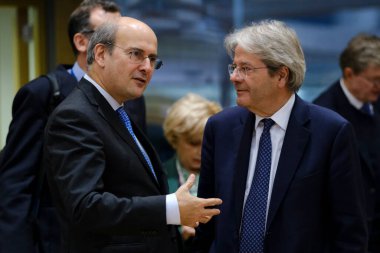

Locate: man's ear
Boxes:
[343,67,354,79]
[277,66,289,88]
[94,44,107,67]
[73,33,89,54]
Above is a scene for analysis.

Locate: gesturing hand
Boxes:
[175,174,222,227]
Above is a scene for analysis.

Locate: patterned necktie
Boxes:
[116,107,157,181]
[360,103,373,116]
[239,118,275,253]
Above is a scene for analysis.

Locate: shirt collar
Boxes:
[70,61,86,82]
[340,78,364,110]
[83,74,122,110]
[254,93,295,131]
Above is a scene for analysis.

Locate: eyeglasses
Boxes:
[228,64,267,79]
[359,75,380,87]
[107,43,163,70]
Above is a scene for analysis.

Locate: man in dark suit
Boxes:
[314,33,380,253]
[192,20,367,253]
[0,1,146,252]
[43,17,222,253]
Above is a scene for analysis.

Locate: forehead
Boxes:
[233,45,262,64]
[116,24,158,54]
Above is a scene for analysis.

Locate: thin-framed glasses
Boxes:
[107,43,163,70]
[359,75,380,87]
[228,64,267,79]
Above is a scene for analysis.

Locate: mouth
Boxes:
[133,77,147,86]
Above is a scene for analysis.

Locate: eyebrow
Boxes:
[127,47,158,58]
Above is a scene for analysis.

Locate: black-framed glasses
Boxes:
[228,64,267,79]
[107,43,163,70]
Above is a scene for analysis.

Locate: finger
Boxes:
[182,174,195,191]
[201,208,221,218]
[199,216,211,224]
[200,197,223,207]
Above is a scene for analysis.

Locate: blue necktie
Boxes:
[239,118,275,253]
[116,107,157,181]
[360,103,373,116]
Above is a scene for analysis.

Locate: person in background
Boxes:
[43,16,222,253]
[314,33,380,253]
[0,1,144,252]
[163,93,221,252]
[192,19,367,253]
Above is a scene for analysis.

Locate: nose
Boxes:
[139,57,153,70]
[230,70,243,82]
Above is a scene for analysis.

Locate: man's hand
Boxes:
[175,174,222,227]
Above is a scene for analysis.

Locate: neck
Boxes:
[76,54,88,73]
[251,91,292,117]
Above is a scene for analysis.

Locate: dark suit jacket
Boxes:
[192,95,367,253]
[314,80,380,252]
[0,65,146,253]
[43,78,178,253]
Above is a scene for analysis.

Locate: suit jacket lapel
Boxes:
[233,110,255,231]
[78,79,162,189]
[266,96,310,229]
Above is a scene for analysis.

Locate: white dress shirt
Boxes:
[84,74,181,225]
[340,78,373,113]
[243,94,295,226]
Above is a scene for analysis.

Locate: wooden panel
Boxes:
[55,0,81,65]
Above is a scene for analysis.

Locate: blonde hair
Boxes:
[163,93,222,149]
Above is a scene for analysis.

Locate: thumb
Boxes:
[183,174,195,191]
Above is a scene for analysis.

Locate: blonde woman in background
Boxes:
[163,93,221,252]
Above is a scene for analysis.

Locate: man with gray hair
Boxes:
[193,20,367,253]
[314,33,380,253]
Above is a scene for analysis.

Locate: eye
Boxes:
[128,49,144,60]
[148,56,157,63]
[240,66,252,73]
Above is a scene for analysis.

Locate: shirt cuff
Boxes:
[166,193,180,225]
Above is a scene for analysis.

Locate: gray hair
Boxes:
[87,21,118,65]
[339,33,380,75]
[224,19,306,92]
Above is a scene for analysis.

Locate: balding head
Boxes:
[86,16,160,104]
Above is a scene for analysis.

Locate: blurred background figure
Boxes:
[163,93,221,252]
[314,33,380,253]
[0,1,125,253]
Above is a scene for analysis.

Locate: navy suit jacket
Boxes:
[193,95,367,253]
[314,80,380,251]
[43,78,178,253]
[0,65,146,253]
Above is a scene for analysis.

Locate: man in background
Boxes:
[0,1,144,252]
[314,33,380,253]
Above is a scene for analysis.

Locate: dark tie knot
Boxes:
[360,103,373,116]
[261,118,275,132]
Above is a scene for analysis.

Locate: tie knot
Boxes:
[262,118,275,132]
[360,103,373,116]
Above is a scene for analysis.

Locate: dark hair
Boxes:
[339,33,380,75]
[68,0,120,55]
